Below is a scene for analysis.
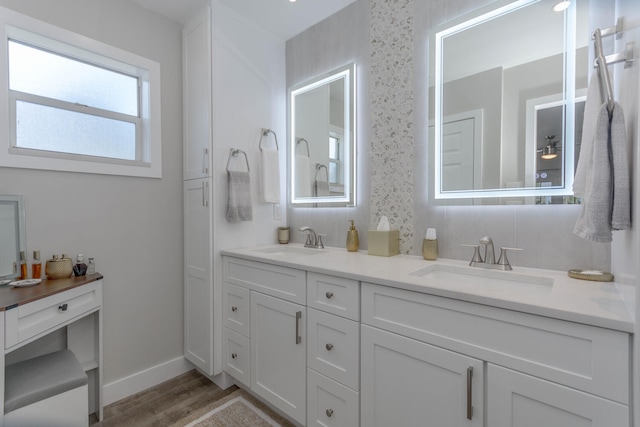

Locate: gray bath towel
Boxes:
[574,102,630,242]
[226,171,253,222]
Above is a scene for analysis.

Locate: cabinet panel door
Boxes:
[182,7,211,180]
[361,325,484,427]
[184,179,212,374]
[251,292,306,424]
[487,364,629,427]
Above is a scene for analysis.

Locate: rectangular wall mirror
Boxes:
[0,195,26,281]
[430,0,588,204]
[289,63,356,207]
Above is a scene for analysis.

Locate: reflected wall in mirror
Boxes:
[0,195,26,280]
[290,63,356,206]
[430,0,589,203]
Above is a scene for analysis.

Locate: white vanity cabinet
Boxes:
[361,283,630,427]
[222,256,307,425]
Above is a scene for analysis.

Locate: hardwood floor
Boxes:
[90,370,239,426]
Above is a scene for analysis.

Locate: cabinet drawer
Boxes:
[223,257,305,304]
[5,281,102,350]
[223,282,250,337]
[222,327,250,387]
[307,272,359,321]
[307,369,359,427]
[362,283,629,404]
[307,308,359,390]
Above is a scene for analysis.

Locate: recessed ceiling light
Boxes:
[553,1,570,12]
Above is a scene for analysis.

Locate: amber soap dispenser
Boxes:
[346,220,360,252]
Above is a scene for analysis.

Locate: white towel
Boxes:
[226,171,253,222]
[573,70,601,196]
[315,179,330,197]
[260,148,280,203]
[574,101,630,242]
[294,155,312,198]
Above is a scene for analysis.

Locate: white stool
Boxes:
[4,349,88,427]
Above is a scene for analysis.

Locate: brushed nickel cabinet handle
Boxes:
[326,409,334,417]
[231,353,237,359]
[203,148,209,174]
[295,311,302,344]
[326,343,334,351]
[326,292,334,299]
[467,366,473,420]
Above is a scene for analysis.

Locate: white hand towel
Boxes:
[260,148,280,203]
[226,171,253,222]
[294,155,312,198]
[315,179,330,197]
[574,70,601,196]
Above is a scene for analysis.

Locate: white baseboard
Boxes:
[103,356,193,406]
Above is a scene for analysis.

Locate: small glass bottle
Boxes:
[32,250,42,279]
[73,254,88,276]
[87,257,95,275]
[19,251,28,280]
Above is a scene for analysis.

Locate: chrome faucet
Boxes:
[299,226,325,249]
[463,236,521,271]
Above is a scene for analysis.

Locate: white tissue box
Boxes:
[368,230,399,257]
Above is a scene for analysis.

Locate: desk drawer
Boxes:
[361,283,629,404]
[5,281,102,350]
[307,308,359,390]
[307,273,359,321]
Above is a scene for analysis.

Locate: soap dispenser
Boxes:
[346,220,359,252]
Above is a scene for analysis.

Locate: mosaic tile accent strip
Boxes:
[370,0,415,254]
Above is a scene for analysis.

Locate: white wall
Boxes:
[210,0,287,374]
[0,0,185,395]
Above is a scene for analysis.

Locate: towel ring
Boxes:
[226,149,250,172]
[314,163,328,182]
[296,138,310,157]
[260,128,279,152]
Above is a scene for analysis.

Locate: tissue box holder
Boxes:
[368,230,399,257]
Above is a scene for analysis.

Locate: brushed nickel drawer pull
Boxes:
[326,409,334,417]
[231,306,238,312]
[295,311,302,344]
[467,366,473,420]
[58,303,68,312]
[326,343,334,351]
[326,292,334,299]
[231,353,237,359]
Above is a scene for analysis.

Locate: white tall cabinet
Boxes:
[183,5,215,375]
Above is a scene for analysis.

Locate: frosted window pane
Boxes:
[9,40,138,116]
[16,101,136,160]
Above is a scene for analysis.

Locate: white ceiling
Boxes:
[130,0,357,40]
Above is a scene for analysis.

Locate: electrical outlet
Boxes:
[273,203,282,220]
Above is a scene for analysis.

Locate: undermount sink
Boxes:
[409,263,554,286]
[254,246,326,256]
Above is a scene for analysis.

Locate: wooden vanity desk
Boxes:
[0,273,103,425]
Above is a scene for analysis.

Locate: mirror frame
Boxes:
[0,195,26,280]
[432,0,578,201]
[289,63,356,207]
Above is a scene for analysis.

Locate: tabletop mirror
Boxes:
[289,63,356,207]
[0,195,26,280]
[430,0,588,204]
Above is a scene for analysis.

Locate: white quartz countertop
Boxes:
[221,244,635,333]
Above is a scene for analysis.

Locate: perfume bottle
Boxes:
[19,251,27,280]
[32,250,42,279]
[87,257,95,275]
[73,254,88,276]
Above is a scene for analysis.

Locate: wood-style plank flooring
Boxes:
[90,370,238,426]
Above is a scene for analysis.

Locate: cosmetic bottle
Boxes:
[87,257,95,275]
[346,220,359,252]
[19,251,27,280]
[32,250,42,279]
[422,228,438,260]
[73,254,88,276]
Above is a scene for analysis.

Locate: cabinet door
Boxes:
[251,292,306,424]
[361,325,484,427]
[184,179,212,374]
[487,364,629,427]
[182,7,211,180]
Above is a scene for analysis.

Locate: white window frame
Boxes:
[0,6,162,178]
